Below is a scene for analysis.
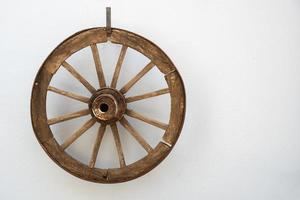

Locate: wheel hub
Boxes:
[89,87,126,124]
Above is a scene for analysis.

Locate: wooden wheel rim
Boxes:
[31,27,186,183]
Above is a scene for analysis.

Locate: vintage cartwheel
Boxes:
[31,8,186,183]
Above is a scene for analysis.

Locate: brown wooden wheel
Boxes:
[31,25,185,183]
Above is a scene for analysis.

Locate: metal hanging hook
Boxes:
[106,7,112,37]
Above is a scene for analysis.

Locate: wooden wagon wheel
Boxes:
[31,8,185,183]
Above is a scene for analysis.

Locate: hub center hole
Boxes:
[99,103,109,112]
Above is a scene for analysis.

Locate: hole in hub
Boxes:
[99,103,109,112]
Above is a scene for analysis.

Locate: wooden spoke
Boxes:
[110,45,128,88]
[110,123,126,167]
[47,109,90,125]
[119,117,153,153]
[62,61,96,93]
[126,109,168,130]
[61,118,96,150]
[89,124,106,168]
[90,44,106,88]
[119,62,155,94]
[126,88,169,103]
[48,86,90,103]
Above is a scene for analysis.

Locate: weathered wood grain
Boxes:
[110,123,126,167]
[125,88,169,103]
[110,45,127,88]
[61,118,96,150]
[48,86,90,103]
[126,109,168,130]
[89,124,106,168]
[90,44,106,88]
[62,61,96,93]
[119,62,155,94]
[119,117,153,153]
[47,109,90,125]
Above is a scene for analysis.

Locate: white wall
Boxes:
[1,0,300,199]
